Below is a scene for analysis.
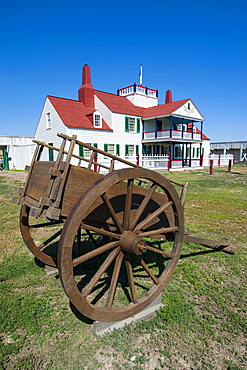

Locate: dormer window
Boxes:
[46,112,51,129]
[94,112,102,128]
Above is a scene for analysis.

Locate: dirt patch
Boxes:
[0,170,28,183]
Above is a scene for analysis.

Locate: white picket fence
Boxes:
[205,154,234,167]
[83,153,235,174]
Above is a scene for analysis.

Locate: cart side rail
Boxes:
[13,133,188,219]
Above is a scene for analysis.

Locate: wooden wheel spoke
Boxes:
[73,241,119,267]
[134,201,173,233]
[145,244,174,259]
[101,192,124,233]
[38,229,62,250]
[81,222,121,239]
[129,183,158,231]
[105,251,124,309]
[138,226,178,238]
[123,179,134,230]
[124,252,137,303]
[137,257,159,285]
[81,246,121,298]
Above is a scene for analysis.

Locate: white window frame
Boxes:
[128,145,135,156]
[107,144,115,155]
[128,117,136,132]
[93,111,102,128]
[46,112,51,129]
[84,143,92,159]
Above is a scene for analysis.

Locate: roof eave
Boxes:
[142,114,170,120]
[171,113,205,122]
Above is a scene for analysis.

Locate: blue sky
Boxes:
[0,0,246,142]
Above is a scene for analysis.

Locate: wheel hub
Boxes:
[119,231,147,255]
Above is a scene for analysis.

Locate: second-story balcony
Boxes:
[143,129,202,141]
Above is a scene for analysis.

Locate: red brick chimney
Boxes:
[165,90,172,104]
[78,64,94,108]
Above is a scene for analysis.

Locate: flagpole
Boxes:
[139,64,143,85]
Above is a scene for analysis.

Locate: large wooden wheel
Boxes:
[58,168,184,322]
[20,204,63,267]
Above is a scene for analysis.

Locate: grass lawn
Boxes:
[0,165,246,370]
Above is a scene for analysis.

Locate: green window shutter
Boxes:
[136,118,140,133]
[125,116,129,132]
[202,148,204,154]
[125,145,129,156]
[116,144,120,156]
[104,144,108,152]
[79,145,84,157]
[136,145,139,154]
[93,143,98,148]
[48,143,54,161]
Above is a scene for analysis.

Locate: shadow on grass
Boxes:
[180,248,217,259]
[180,243,235,259]
[69,302,94,324]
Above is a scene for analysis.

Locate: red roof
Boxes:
[48,96,112,131]
[142,99,190,118]
[95,91,191,119]
[48,92,206,136]
[95,90,144,116]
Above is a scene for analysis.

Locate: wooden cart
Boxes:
[13,133,235,322]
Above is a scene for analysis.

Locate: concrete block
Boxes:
[91,294,163,337]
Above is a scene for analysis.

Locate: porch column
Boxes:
[200,121,203,140]
[200,143,202,166]
[189,143,192,167]
[182,118,184,139]
[191,120,194,140]
[154,143,158,155]
[155,118,158,139]
[185,143,188,166]
[169,117,173,138]
[182,143,185,167]
[169,142,173,168]
[142,120,144,140]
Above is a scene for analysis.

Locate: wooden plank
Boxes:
[24,161,56,202]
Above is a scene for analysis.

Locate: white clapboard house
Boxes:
[35,64,210,170]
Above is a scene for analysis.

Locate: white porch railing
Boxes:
[144,130,201,141]
[142,155,169,169]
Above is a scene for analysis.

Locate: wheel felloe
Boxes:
[58,168,184,322]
